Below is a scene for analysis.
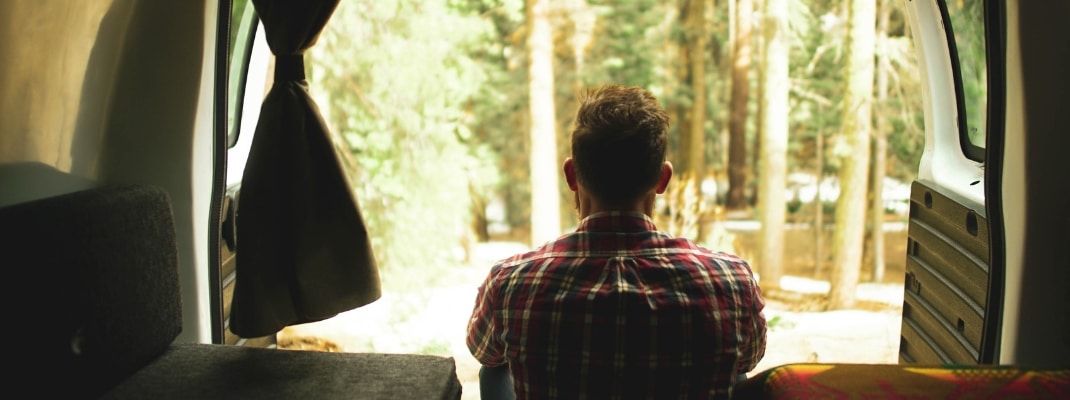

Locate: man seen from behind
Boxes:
[466,84,767,399]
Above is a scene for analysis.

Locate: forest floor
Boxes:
[278,219,909,400]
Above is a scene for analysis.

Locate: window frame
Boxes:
[937,0,988,162]
[227,0,259,149]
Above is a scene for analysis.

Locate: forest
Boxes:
[296,0,940,311]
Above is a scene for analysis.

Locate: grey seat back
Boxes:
[1,184,182,398]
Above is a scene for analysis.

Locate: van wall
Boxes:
[0,0,218,343]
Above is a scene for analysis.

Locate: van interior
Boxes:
[1,0,1067,398]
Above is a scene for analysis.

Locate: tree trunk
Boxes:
[688,0,708,243]
[813,115,825,277]
[869,132,887,282]
[527,0,561,247]
[662,0,695,239]
[868,0,893,283]
[757,0,790,291]
[659,3,681,175]
[676,0,694,176]
[828,0,877,309]
[750,0,765,208]
[688,0,706,182]
[560,0,594,231]
[727,0,753,211]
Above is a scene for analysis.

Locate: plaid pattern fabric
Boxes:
[467,211,767,399]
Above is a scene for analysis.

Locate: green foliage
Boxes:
[438,0,533,234]
[417,339,454,356]
[309,0,502,290]
[297,0,926,292]
[767,315,795,331]
[583,1,666,88]
[786,0,923,180]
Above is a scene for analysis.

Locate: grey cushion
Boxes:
[2,183,463,399]
[104,344,463,399]
[1,184,182,398]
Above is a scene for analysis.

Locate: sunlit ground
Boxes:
[279,226,906,400]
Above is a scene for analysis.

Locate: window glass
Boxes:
[945,0,987,160]
[227,0,257,148]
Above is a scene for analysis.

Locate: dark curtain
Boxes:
[230,0,381,338]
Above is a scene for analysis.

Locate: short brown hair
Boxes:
[570,84,669,206]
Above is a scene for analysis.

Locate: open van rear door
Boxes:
[899,0,1003,365]
[902,0,1070,366]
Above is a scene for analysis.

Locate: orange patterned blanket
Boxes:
[735,363,1070,399]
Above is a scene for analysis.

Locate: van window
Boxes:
[943,0,987,161]
[227,0,258,148]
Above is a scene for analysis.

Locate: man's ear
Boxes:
[563,157,579,191]
[654,161,673,194]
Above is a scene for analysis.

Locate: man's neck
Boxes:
[578,193,656,220]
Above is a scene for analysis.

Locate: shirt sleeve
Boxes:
[737,270,768,374]
[466,266,507,366]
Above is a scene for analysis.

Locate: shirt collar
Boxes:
[576,211,659,233]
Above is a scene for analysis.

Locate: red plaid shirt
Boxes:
[467,211,767,399]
